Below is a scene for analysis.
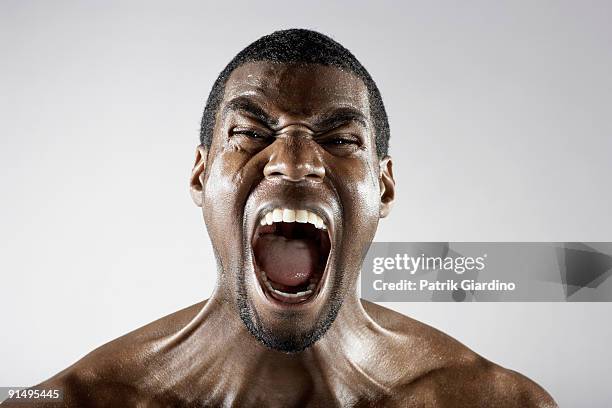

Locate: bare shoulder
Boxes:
[407,361,558,407]
[401,359,558,408]
[2,301,207,407]
[361,300,558,408]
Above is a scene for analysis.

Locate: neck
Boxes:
[161,288,393,403]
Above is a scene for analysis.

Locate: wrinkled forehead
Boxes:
[222,61,371,121]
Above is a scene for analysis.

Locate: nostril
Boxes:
[303,163,325,182]
[305,172,324,182]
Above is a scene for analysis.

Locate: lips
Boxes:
[251,208,331,304]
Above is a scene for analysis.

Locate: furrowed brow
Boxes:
[313,107,369,132]
[222,96,278,128]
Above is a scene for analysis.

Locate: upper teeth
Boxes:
[259,208,327,230]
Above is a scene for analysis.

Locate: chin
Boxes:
[237,287,343,353]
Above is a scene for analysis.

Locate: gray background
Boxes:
[1,1,611,406]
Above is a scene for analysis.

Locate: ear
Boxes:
[190,145,208,207]
[379,155,395,218]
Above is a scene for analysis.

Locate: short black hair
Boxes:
[199,29,390,157]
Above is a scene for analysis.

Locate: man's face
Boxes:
[192,62,393,352]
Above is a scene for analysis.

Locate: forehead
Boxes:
[222,61,370,119]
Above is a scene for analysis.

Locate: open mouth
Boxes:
[252,208,331,304]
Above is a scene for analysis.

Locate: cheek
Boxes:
[332,158,380,223]
[202,150,256,242]
[330,158,380,266]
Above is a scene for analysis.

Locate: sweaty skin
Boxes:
[3,63,557,407]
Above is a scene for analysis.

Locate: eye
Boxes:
[321,135,361,147]
[319,133,363,156]
[327,137,357,145]
[232,128,267,139]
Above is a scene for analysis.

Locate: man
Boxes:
[4,29,557,407]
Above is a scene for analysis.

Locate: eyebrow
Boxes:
[222,96,278,128]
[222,96,368,131]
[312,107,369,132]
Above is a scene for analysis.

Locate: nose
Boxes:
[263,133,325,182]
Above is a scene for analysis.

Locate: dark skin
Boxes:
[3,62,557,407]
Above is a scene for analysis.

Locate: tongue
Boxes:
[255,234,317,287]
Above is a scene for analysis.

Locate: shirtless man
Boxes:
[3,29,557,407]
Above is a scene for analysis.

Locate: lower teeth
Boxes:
[261,271,314,298]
